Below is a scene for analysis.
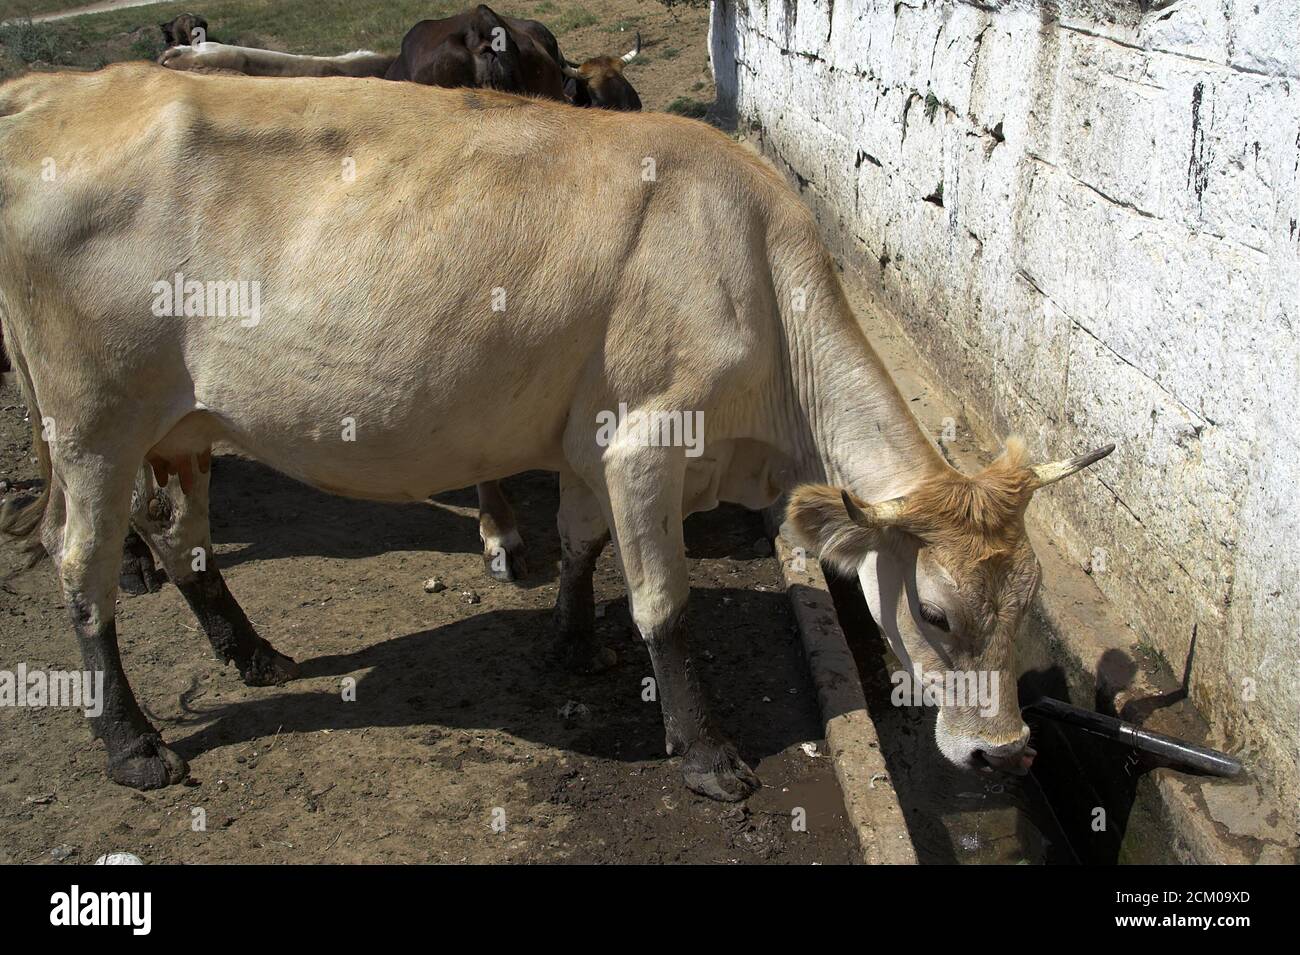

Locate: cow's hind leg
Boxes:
[553,468,616,672]
[130,457,297,686]
[477,479,527,582]
[54,457,188,789]
[600,448,759,801]
[118,524,167,596]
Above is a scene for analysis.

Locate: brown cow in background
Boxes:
[160,5,642,111]
[384,7,565,100]
[563,34,641,111]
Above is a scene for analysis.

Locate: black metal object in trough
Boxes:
[1024,697,1243,779]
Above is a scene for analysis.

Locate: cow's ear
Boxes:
[565,76,591,107]
[784,485,905,576]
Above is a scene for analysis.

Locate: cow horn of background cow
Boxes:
[841,489,907,528]
[622,32,642,63]
[1030,443,1115,487]
[561,64,585,79]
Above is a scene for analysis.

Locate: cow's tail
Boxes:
[0,295,52,567]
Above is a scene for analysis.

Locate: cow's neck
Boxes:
[782,290,949,501]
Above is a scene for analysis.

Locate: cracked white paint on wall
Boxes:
[711,0,1299,816]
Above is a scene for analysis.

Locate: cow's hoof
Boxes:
[682,740,760,802]
[481,532,526,583]
[158,45,195,69]
[119,541,167,596]
[561,640,618,674]
[107,735,189,790]
[119,563,167,596]
[238,643,298,687]
[119,568,149,596]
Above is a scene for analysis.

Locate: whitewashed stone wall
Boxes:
[711,0,1299,814]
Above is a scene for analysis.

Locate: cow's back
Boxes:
[0,64,812,499]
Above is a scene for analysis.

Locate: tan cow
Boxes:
[0,64,1111,800]
[156,10,644,583]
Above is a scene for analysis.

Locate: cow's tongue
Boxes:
[980,746,1036,776]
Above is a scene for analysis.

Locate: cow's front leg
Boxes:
[130,458,297,686]
[56,459,188,789]
[476,479,527,582]
[600,447,760,801]
[553,468,616,672]
[118,527,167,596]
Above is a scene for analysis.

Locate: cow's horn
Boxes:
[842,490,906,528]
[1030,443,1115,487]
[562,64,585,80]
[621,32,641,63]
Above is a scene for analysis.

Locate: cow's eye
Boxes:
[919,602,950,632]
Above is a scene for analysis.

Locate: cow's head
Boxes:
[786,439,1113,775]
[563,34,641,111]
[463,5,528,94]
[160,13,209,48]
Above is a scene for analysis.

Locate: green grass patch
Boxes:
[58,0,464,55]
[128,31,163,60]
[665,95,707,119]
[0,19,62,64]
[1,0,89,20]
[0,0,630,81]
[1,0,606,81]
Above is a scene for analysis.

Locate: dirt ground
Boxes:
[0,0,853,865]
[0,379,856,864]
